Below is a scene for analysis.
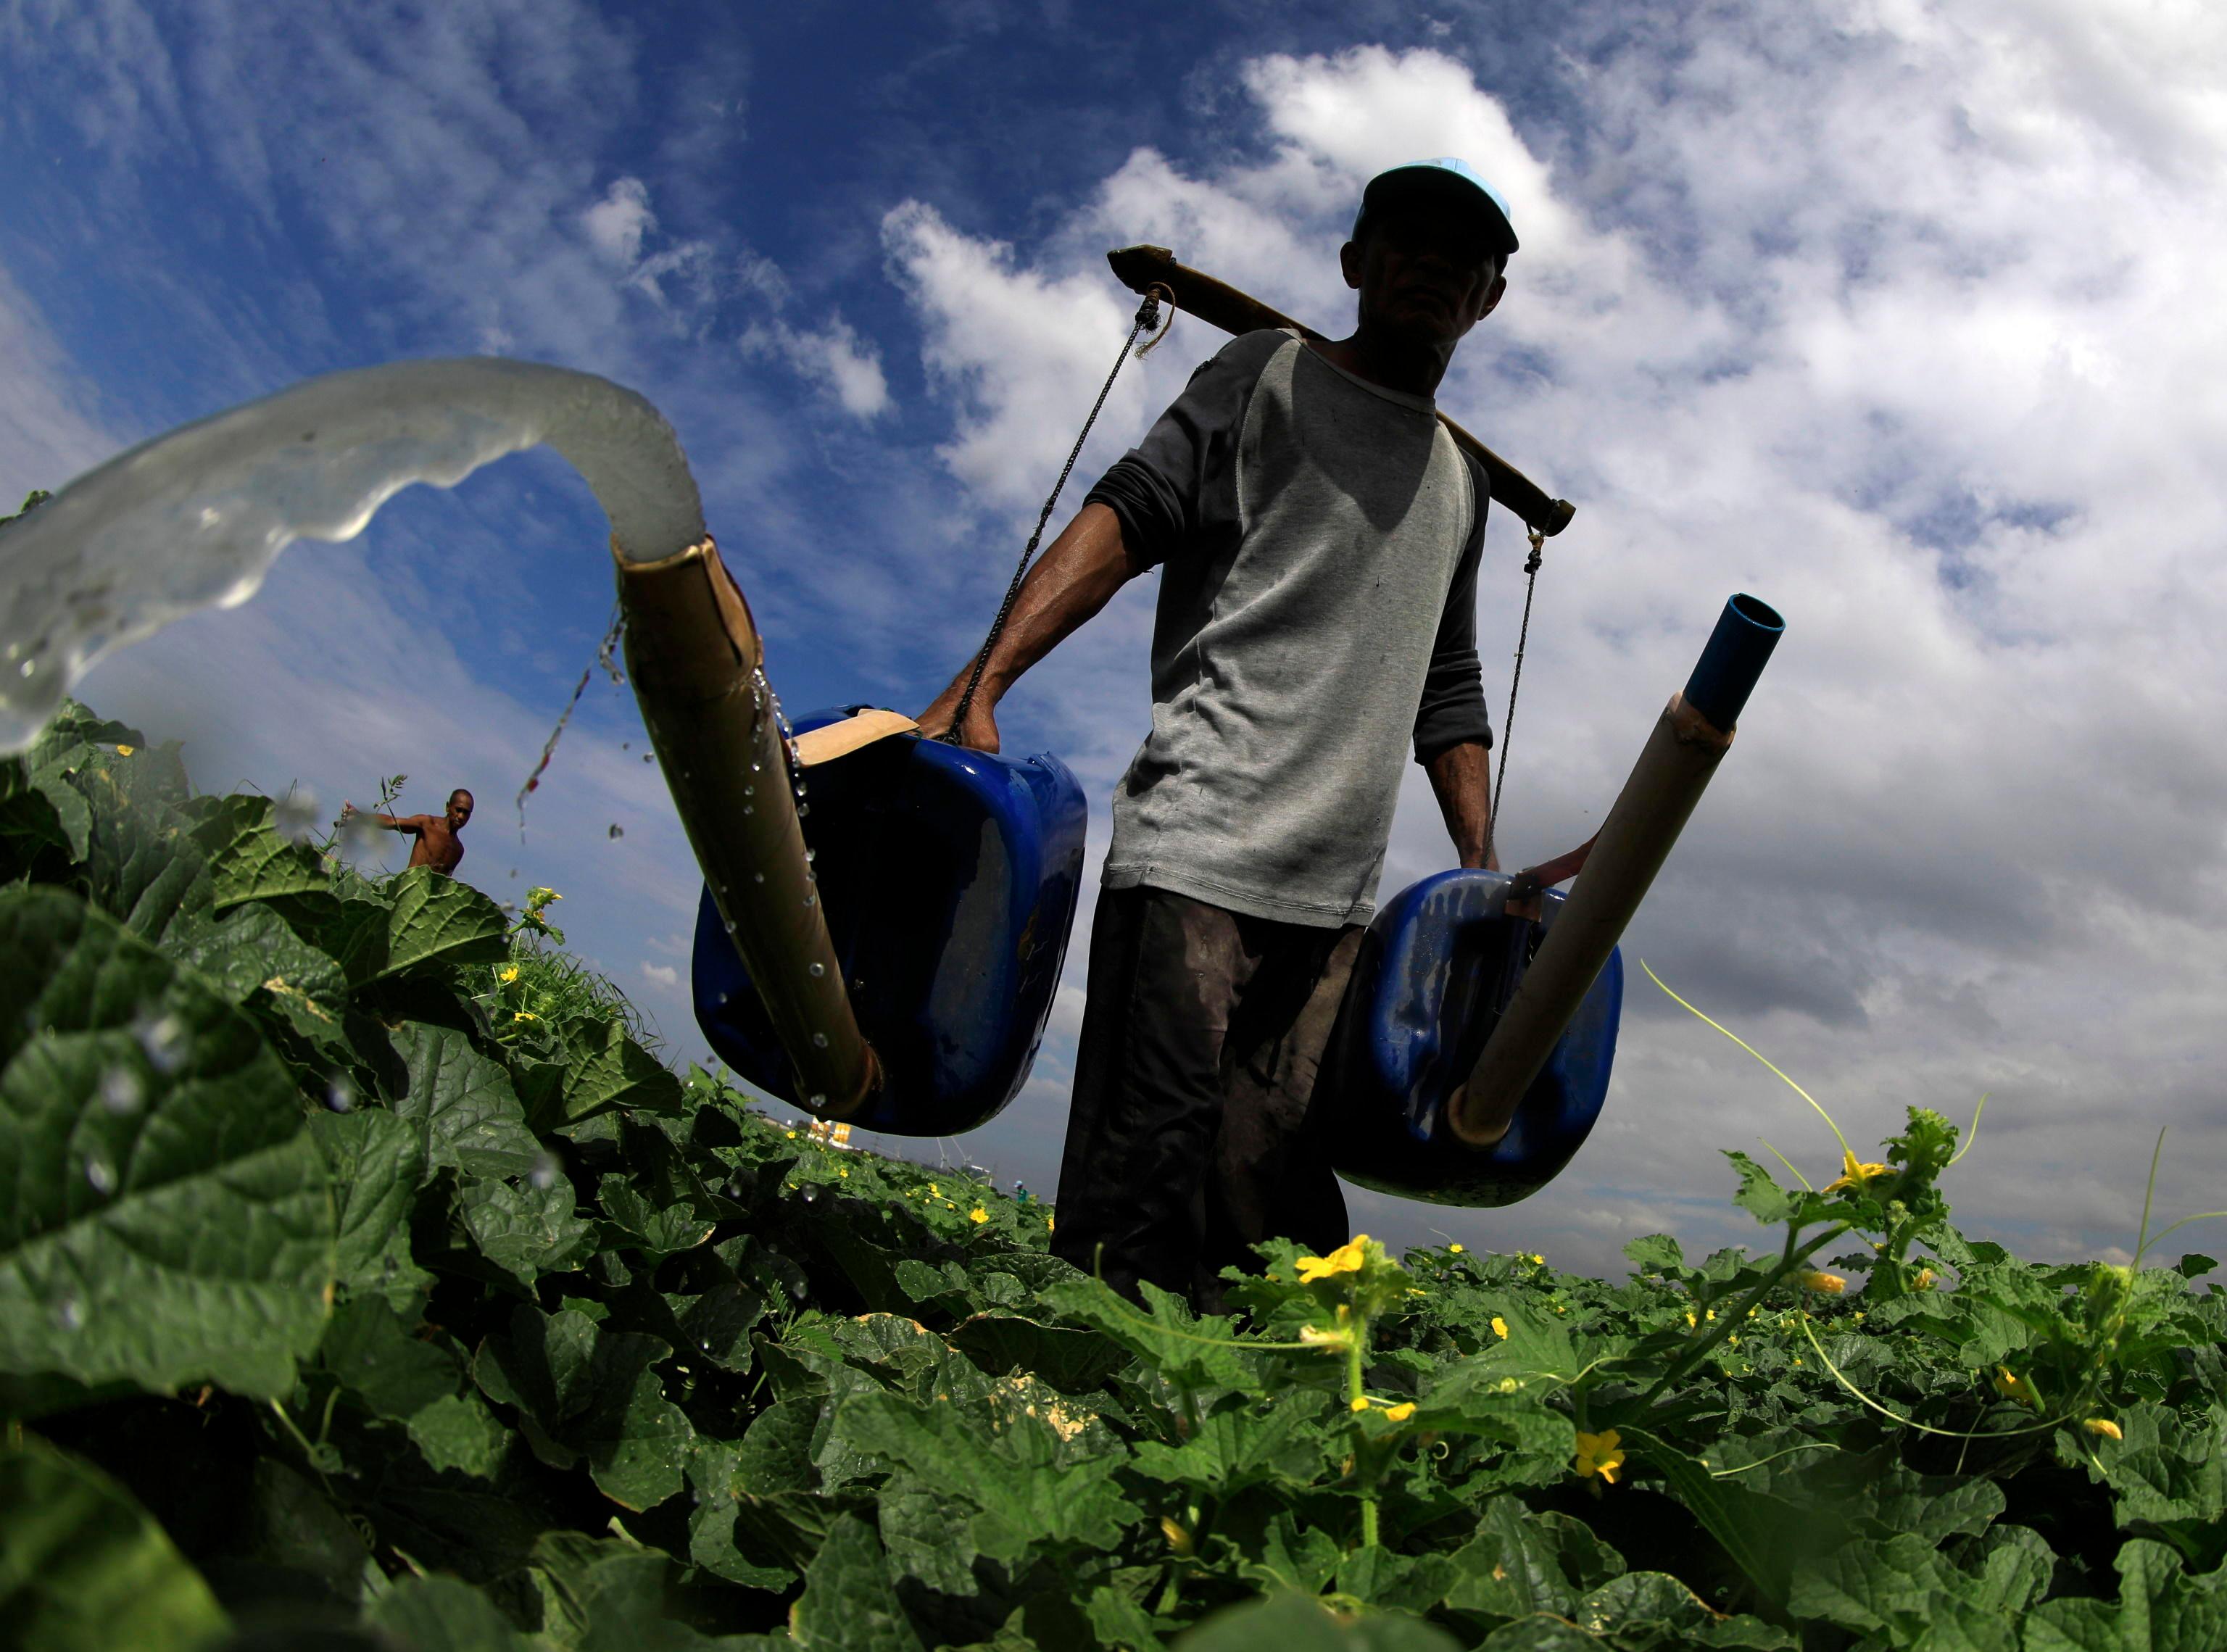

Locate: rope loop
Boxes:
[943,286,1171,741]
[1487,523,1548,866]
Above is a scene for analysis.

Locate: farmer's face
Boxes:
[447,794,473,829]
[1343,205,1505,348]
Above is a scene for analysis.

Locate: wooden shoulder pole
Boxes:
[1105,245,1577,538]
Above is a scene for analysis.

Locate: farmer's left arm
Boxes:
[1414,475,1498,870]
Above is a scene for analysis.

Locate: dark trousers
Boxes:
[1050,884,1364,1311]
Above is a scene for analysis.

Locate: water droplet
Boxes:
[804,848,816,863]
[529,1151,560,1190]
[54,1295,83,1332]
[99,1067,144,1115]
[811,1032,829,1048]
[751,760,763,773]
[743,784,754,797]
[642,753,654,763]
[325,1076,356,1113]
[803,892,816,907]
[133,1013,186,1074]
[84,1155,117,1195]
[797,804,810,818]
[622,742,631,750]
[742,805,754,816]
[607,823,624,839]
[752,872,766,884]
[274,791,321,844]
[807,963,825,979]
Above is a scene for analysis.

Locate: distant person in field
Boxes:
[343,788,473,875]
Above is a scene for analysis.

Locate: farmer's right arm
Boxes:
[917,334,1274,753]
[917,504,1144,751]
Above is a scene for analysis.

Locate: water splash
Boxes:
[0,359,706,755]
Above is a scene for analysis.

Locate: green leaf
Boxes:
[1041,1274,1258,1395]
[2021,1538,2227,1651]
[341,866,510,984]
[1444,1496,1625,1620]
[160,900,348,1033]
[531,1013,684,1128]
[1130,1390,1339,1496]
[1617,1429,1830,1611]
[788,1514,925,1651]
[381,1021,545,1180]
[598,1179,717,1260]
[0,887,334,1401]
[191,795,330,912]
[362,1574,538,1651]
[0,1437,231,1650]
[948,1312,1129,1393]
[308,1108,433,1311]
[1622,1234,1688,1275]
[457,1169,596,1289]
[837,1387,1137,1561]
[472,1303,694,1509]
[1179,1591,1463,1651]
[1723,1151,1795,1225]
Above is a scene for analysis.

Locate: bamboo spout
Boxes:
[615,536,877,1118]
[1450,594,1784,1146]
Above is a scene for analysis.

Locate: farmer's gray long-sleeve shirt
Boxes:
[1084,329,1496,928]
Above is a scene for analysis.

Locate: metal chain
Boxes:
[942,287,1169,742]
[1486,524,1546,866]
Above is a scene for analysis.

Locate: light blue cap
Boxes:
[1356,158,1519,257]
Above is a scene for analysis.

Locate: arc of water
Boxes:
[0,358,877,1116]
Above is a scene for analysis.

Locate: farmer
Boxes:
[919,159,1515,1310]
[343,788,474,876]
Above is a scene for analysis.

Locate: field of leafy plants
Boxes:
[3,700,2224,1651]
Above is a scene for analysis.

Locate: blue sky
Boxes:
[5,0,2225,1277]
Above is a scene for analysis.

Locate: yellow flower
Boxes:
[1749,1306,1759,1319]
[1491,1316,1509,1340]
[1799,1271,1847,1294]
[1299,1324,1355,1352]
[1685,1312,1698,1328]
[511,1010,539,1023]
[1160,1515,1193,1555]
[1825,1151,1894,1195]
[1046,1215,1055,1232]
[1350,1395,1371,1414]
[1530,1253,1546,1266]
[929,1184,940,1197]
[969,1206,988,1224]
[785,1130,797,1139]
[113,744,136,757]
[1574,1429,1625,1484]
[1383,1402,1417,1423]
[1912,1268,1938,1290]
[1728,1335,1740,1346]
[498,965,520,984]
[1296,1237,1369,1284]
[1993,1366,2037,1408]
[1705,1310,1716,1321]
[839,1169,849,1178]
[2083,1417,2123,1440]
[1448,1243,1464,1254]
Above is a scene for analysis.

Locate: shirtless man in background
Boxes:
[343,788,473,875]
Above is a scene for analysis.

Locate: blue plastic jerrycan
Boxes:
[1322,868,1622,1207]
[692,707,1088,1137]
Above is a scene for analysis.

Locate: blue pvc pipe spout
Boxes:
[1680,593,1784,731]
